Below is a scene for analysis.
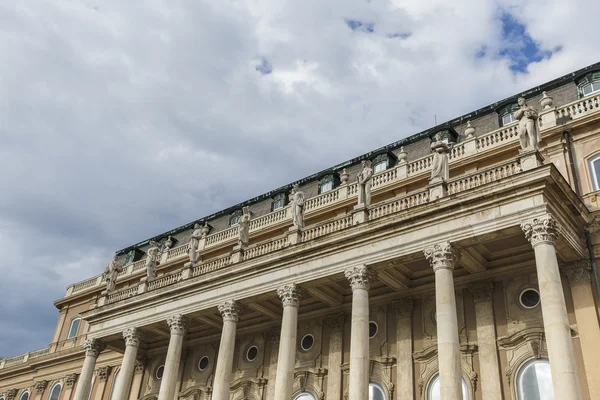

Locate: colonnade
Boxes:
[73,213,590,400]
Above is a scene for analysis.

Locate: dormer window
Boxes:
[319,174,335,194]
[229,209,243,226]
[271,193,287,211]
[577,71,600,97]
[498,103,519,127]
[371,153,395,173]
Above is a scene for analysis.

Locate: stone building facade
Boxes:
[2,62,600,400]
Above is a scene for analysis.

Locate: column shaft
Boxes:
[393,299,414,400]
[325,313,345,400]
[265,333,280,400]
[73,339,104,400]
[212,301,240,400]
[158,315,187,400]
[273,306,299,398]
[113,329,142,400]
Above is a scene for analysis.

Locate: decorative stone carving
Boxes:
[540,91,554,110]
[65,373,79,388]
[104,255,123,293]
[290,184,306,229]
[561,260,592,284]
[166,314,188,335]
[430,133,451,183]
[340,168,349,185]
[397,146,407,164]
[357,160,374,207]
[164,236,174,250]
[392,298,414,319]
[35,380,48,394]
[324,312,345,332]
[201,222,211,237]
[344,265,373,291]
[464,121,475,138]
[237,206,251,247]
[83,338,106,357]
[134,360,144,374]
[423,241,460,271]
[514,97,540,151]
[145,240,162,280]
[97,366,112,381]
[6,389,18,400]
[217,300,241,322]
[520,214,560,247]
[188,223,203,266]
[122,327,143,347]
[276,283,305,307]
[469,280,494,303]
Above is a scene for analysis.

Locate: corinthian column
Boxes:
[562,260,600,398]
[158,315,188,400]
[273,284,304,399]
[112,328,143,400]
[424,242,462,400]
[392,298,414,400]
[325,313,345,400]
[73,339,105,400]
[469,281,501,400]
[212,300,240,400]
[344,265,372,400]
[521,214,582,400]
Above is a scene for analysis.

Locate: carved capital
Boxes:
[65,373,79,388]
[123,327,143,347]
[83,338,106,357]
[35,381,49,394]
[392,298,414,319]
[276,283,305,307]
[6,389,18,400]
[324,312,346,332]
[424,241,460,271]
[469,280,495,303]
[561,260,592,285]
[97,366,112,381]
[344,266,373,291]
[218,300,241,322]
[134,360,145,374]
[521,214,560,247]
[166,314,188,335]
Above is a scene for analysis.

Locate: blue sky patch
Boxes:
[255,57,273,75]
[345,19,375,33]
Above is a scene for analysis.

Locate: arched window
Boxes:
[66,317,81,339]
[517,359,554,400]
[369,382,386,400]
[109,371,120,400]
[318,174,335,194]
[271,193,287,211]
[588,153,600,191]
[292,393,316,400]
[498,103,519,127]
[19,391,30,400]
[47,383,61,400]
[427,374,469,400]
[577,71,600,97]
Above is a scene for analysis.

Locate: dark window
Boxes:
[272,193,287,211]
[245,345,259,362]
[519,288,540,309]
[229,210,243,226]
[369,322,378,338]
[155,365,164,380]
[300,334,314,351]
[197,356,209,371]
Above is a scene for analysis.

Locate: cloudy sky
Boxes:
[0,0,598,358]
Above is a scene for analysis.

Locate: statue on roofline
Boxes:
[514,96,540,151]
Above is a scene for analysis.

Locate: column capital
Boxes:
[324,312,346,332]
[561,259,592,284]
[392,298,414,319]
[424,241,460,271]
[521,214,560,247]
[218,299,241,322]
[35,380,49,394]
[469,280,495,303]
[344,265,373,291]
[166,314,188,335]
[96,366,112,381]
[65,373,79,389]
[123,327,144,347]
[276,283,305,307]
[83,338,106,357]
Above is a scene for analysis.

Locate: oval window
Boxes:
[300,334,314,351]
[197,356,209,371]
[246,345,259,362]
[369,322,378,339]
[519,288,541,309]
[155,365,164,380]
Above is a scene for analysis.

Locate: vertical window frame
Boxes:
[66,317,81,340]
[588,153,600,191]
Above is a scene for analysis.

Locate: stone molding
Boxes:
[134,360,145,374]
[344,265,373,291]
[324,312,346,331]
[34,381,48,394]
[97,366,112,381]
[520,214,560,247]
[65,373,79,389]
[269,329,281,345]
[392,298,414,319]
[561,259,592,284]
[123,327,143,347]
[83,338,106,357]
[424,241,460,271]
[276,283,305,307]
[218,300,241,322]
[6,389,18,400]
[469,280,495,303]
[166,314,188,335]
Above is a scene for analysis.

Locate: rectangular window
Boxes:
[320,181,333,193]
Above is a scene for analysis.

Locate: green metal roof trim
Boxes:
[116,60,600,255]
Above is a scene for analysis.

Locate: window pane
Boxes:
[593,82,600,94]
[592,157,600,190]
[293,393,316,400]
[67,318,81,339]
[321,181,333,193]
[19,393,29,400]
[517,360,554,400]
[374,162,387,173]
[427,375,469,400]
[48,384,61,400]
[369,383,386,400]
[582,84,593,95]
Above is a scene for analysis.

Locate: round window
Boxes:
[369,322,378,339]
[519,288,541,309]
[197,356,209,372]
[155,365,164,380]
[245,345,259,362]
[300,334,314,351]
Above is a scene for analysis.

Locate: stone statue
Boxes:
[514,97,540,151]
[145,240,161,280]
[357,160,374,207]
[188,223,203,266]
[290,184,305,229]
[238,206,251,247]
[430,133,451,182]
[104,255,123,292]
